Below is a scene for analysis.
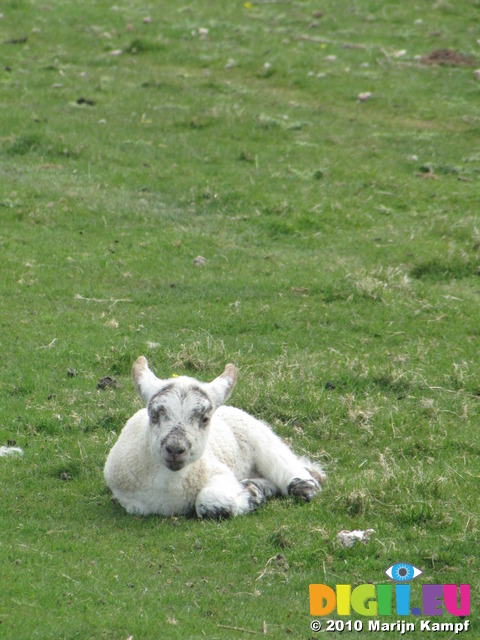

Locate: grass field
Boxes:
[1,1,479,638]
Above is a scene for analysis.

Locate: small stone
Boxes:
[337,529,375,548]
[0,446,24,458]
[357,91,372,102]
[193,256,207,267]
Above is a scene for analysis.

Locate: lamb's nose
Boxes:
[165,444,187,457]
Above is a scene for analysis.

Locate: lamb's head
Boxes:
[132,356,237,472]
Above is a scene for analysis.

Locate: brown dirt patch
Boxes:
[421,49,477,67]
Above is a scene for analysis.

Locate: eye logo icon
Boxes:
[385,563,423,582]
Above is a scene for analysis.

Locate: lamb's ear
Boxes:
[132,356,164,405]
[206,364,237,408]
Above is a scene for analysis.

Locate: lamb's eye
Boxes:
[200,415,210,427]
[149,404,166,424]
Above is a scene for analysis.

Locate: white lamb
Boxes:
[104,357,326,518]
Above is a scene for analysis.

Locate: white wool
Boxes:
[104,357,325,518]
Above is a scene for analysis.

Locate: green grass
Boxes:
[1,0,479,638]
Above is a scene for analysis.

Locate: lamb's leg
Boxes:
[287,478,318,502]
[250,423,326,503]
[241,477,278,505]
[195,474,276,519]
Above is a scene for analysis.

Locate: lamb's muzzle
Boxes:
[161,430,191,471]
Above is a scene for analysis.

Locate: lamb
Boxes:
[104,356,326,518]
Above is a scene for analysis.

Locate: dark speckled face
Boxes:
[147,383,214,471]
[132,357,237,470]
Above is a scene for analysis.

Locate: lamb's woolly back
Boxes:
[104,357,326,518]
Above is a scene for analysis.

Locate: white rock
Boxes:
[337,529,375,548]
[357,92,372,102]
[193,255,207,267]
[0,446,24,458]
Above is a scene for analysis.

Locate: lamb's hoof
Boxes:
[241,478,277,506]
[196,504,233,520]
[288,478,318,503]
